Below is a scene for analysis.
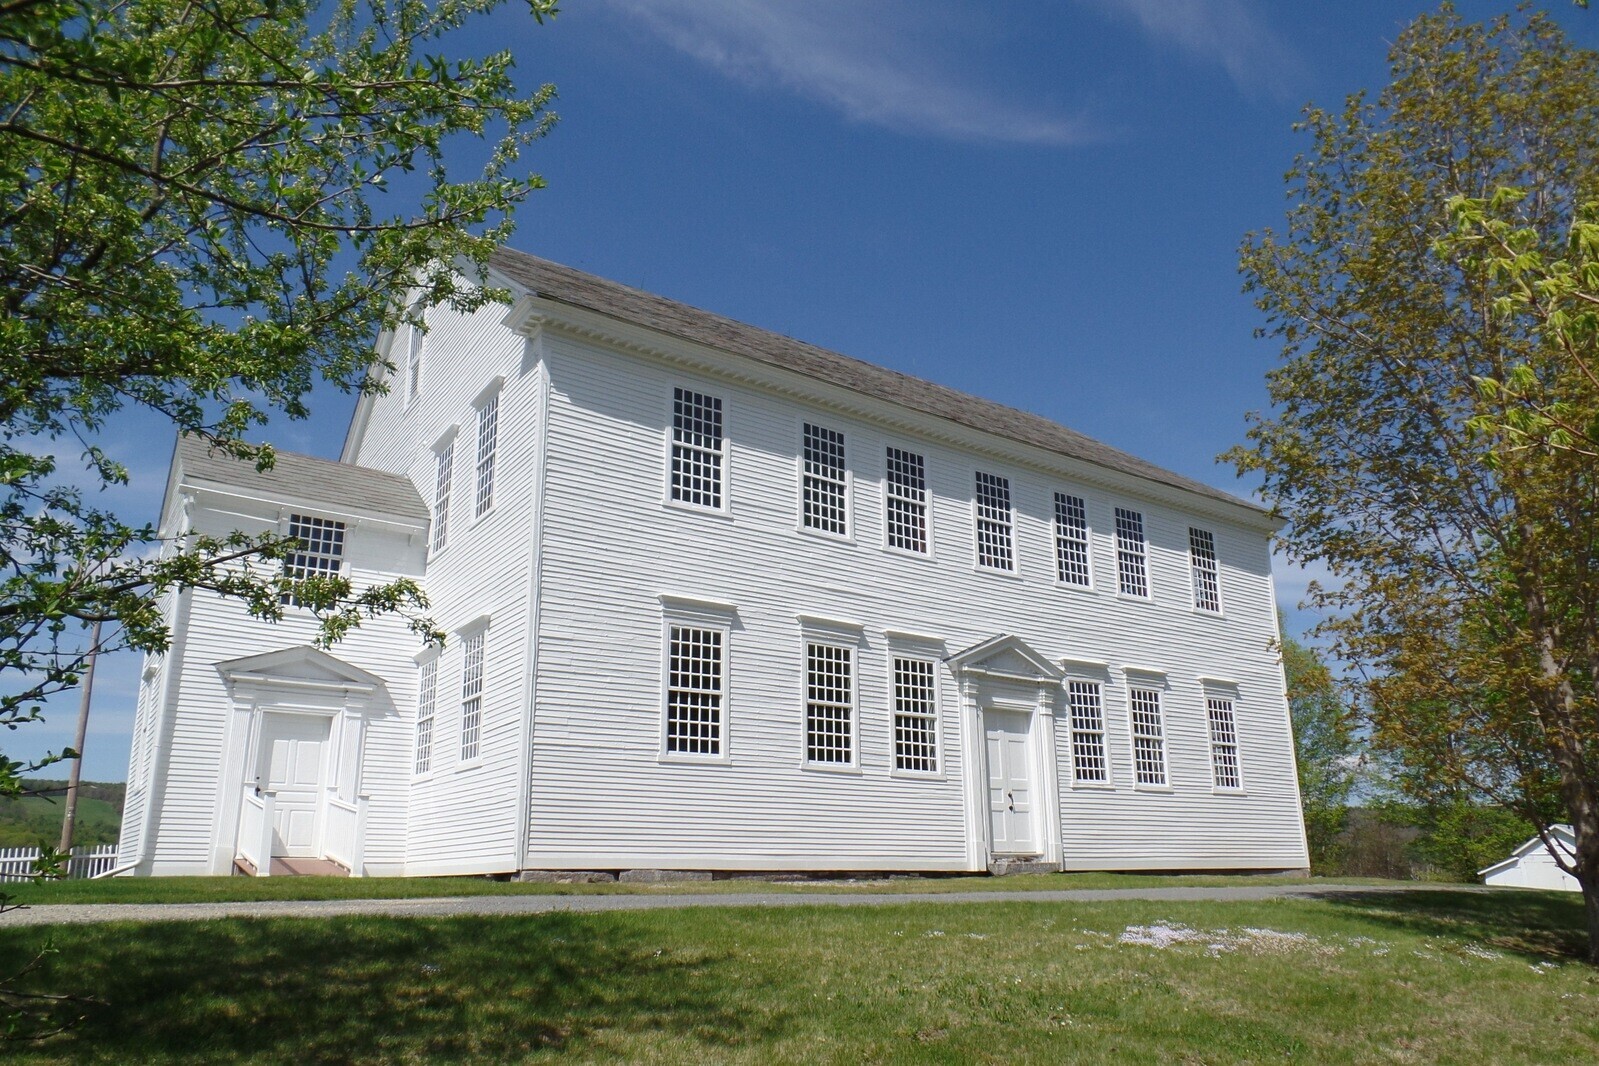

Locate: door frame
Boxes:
[982,703,1042,857]
[250,707,337,858]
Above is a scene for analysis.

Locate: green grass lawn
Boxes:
[2,870,1398,905]
[3,889,1595,1063]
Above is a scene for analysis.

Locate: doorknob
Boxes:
[1006,790,1015,812]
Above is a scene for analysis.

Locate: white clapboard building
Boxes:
[1480,826,1580,892]
[119,251,1310,878]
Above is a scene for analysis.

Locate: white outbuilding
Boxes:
[1479,826,1580,892]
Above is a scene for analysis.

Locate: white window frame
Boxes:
[473,392,499,520]
[973,470,1016,573]
[413,655,439,776]
[883,445,932,557]
[431,432,456,556]
[798,420,851,539]
[1115,506,1150,599]
[1189,527,1222,614]
[666,385,728,513]
[458,627,487,768]
[1205,692,1244,791]
[1054,492,1093,589]
[1065,678,1112,787]
[660,620,730,763]
[279,513,346,609]
[1127,680,1168,788]
[889,654,941,776]
[798,616,863,773]
[404,312,426,405]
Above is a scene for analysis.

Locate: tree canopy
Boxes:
[1235,6,1599,958]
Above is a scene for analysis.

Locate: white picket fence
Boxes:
[0,843,120,882]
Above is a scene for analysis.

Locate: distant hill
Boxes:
[0,780,124,848]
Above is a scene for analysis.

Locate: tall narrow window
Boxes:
[459,631,485,763]
[406,322,424,402]
[805,643,854,765]
[975,471,1014,571]
[414,659,438,774]
[1054,493,1091,587]
[1207,697,1241,789]
[1189,527,1221,613]
[1115,507,1149,597]
[802,423,848,535]
[281,514,345,607]
[1068,680,1108,783]
[666,626,723,756]
[1129,686,1167,786]
[892,657,938,773]
[475,394,499,517]
[885,447,928,553]
[670,387,724,508]
[432,441,454,554]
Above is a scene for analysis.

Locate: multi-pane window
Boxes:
[802,423,848,535]
[892,657,938,773]
[885,447,928,553]
[1054,493,1091,587]
[414,658,438,774]
[805,643,854,764]
[406,322,423,402]
[1130,686,1167,786]
[1189,527,1221,613]
[1207,697,1241,789]
[474,395,498,518]
[975,471,1014,571]
[1115,507,1149,597]
[1067,680,1108,783]
[432,441,454,554]
[281,514,345,607]
[459,631,485,763]
[670,387,724,508]
[666,626,724,756]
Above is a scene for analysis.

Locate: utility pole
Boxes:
[58,618,102,856]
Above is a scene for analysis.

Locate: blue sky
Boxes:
[20,1,1598,781]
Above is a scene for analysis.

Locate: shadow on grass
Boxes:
[3,913,789,1062]
[1305,888,1588,961]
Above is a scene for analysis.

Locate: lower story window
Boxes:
[459,631,485,763]
[666,625,724,756]
[892,657,938,773]
[1129,686,1167,786]
[1207,697,1241,789]
[414,658,438,774]
[1068,680,1107,783]
[806,642,854,764]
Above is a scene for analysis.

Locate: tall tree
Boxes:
[1280,631,1357,873]
[0,0,557,801]
[1234,7,1599,959]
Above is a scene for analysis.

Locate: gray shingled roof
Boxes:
[175,435,429,522]
[488,249,1265,516]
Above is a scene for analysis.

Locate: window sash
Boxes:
[892,657,938,773]
[460,632,485,763]
[805,642,854,764]
[406,323,423,401]
[666,625,723,756]
[281,513,345,608]
[975,472,1014,570]
[432,442,454,554]
[1115,507,1148,597]
[1055,493,1091,586]
[1129,686,1166,786]
[475,396,498,518]
[801,423,848,534]
[670,387,724,508]
[1189,527,1221,612]
[885,447,928,553]
[414,659,438,774]
[1067,680,1108,783]
[1207,697,1241,789]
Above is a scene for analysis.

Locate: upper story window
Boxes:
[405,320,424,403]
[1115,507,1149,598]
[891,657,938,773]
[459,630,486,764]
[805,641,854,766]
[1189,527,1221,613]
[974,471,1014,571]
[281,513,345,607]
[474,394,498,518]
[432,440,454,554]
[670,387,724,509]
[885,447,928,554]
[1067,680,1108,783]
[414,657,438,775]
[666,625,724,757]
[1207,696,1241,789]
[801,423,848,535]
[1054,493,1091,587]
[1129,685,1167,786]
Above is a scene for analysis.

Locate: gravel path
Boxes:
[0,882,1484,928]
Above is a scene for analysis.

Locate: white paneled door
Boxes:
[256,713,330,857]
[985,710,1036,856]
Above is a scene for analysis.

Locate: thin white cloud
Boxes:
[1090,0,1300,97]
[606,0,1093,145]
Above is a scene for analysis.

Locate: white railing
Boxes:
[0,843,121,882]
[323,792,368,877]
[236,787,276,877]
